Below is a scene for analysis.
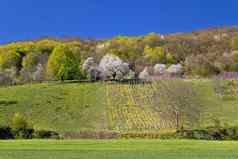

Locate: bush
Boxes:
[63,131,120,139]
[11,128,34,139]
[177,127,238,140]
[0,113,61,140]
[0,126,14,139]
[0,72,15,85]
[34,130,60,139]
[10,113,34,139]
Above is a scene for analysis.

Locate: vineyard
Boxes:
[0,80,238,135]
[105,81,175,132]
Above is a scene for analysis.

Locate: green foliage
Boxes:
[229,51,238,71]
[10,113,33,139]
[47,44,81,80]
[166,52,175,64]
[107,36,142,62]
[142,32,162,46]
[10,113,30,130]
[0,27,237,79]
[231,34,238,50]
[0,49,23,70]
[33,130,60,139]
[35,39,60,53]
[0,126,13,139]
[178,127,238,140]
[184,55,219,77]
[0,114,60,139]
[144,45,166,64]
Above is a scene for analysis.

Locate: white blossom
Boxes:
[99,54,129,80]
[167,64,183,75]
[154,64,166,75]
[139,67,151,81]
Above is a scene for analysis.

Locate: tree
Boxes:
[20,51,48,82]
[184,55,219,77]
[153,80,203,129]
[231,34,238,51]
[32,64,45,82]
[166,52,175,64]
[98,54,130,80]
[230,51,238,71]
[0,48,25,72]
[139,67,151,81]
[108,36,142,63]
[144,45,166,64]
[47,44,81,80]
[142,32,162,47]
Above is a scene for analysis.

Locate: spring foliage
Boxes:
[47,44,81,80]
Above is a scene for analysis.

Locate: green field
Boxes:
[0,80,238,135]
[0,139,238,159]
[0,82,107,133]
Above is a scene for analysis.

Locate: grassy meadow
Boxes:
[0,80,238,158]
[0,80,238,134]
[0,82,107,133]
[0,139,238,159]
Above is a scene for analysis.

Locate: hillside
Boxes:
[1,27,238,86]
[0,83,106,133]
[0,81,238,137]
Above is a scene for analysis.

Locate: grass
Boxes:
[0,139,238,159]
[0,80,238,134]
[193,80,238,127]
[0,82,106,133]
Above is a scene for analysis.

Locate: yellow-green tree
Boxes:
[47,44,81,80]
[144,45,166,64]
[142,32,161,46]
[231,34,238,51]
[166,52,175,64]
[108,36,142,62]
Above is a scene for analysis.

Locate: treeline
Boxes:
[0,113,59,139]
[1,27,238,83]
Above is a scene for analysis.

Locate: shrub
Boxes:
[0,126,14,139]
[177,127,238,140]
[63,131,120,139]
[10,113,34,139]
[34,130,60,139]
[0,72,15,85]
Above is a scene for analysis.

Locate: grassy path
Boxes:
[0,139,238,159]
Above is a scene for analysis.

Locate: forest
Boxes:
[1,27,238,84]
